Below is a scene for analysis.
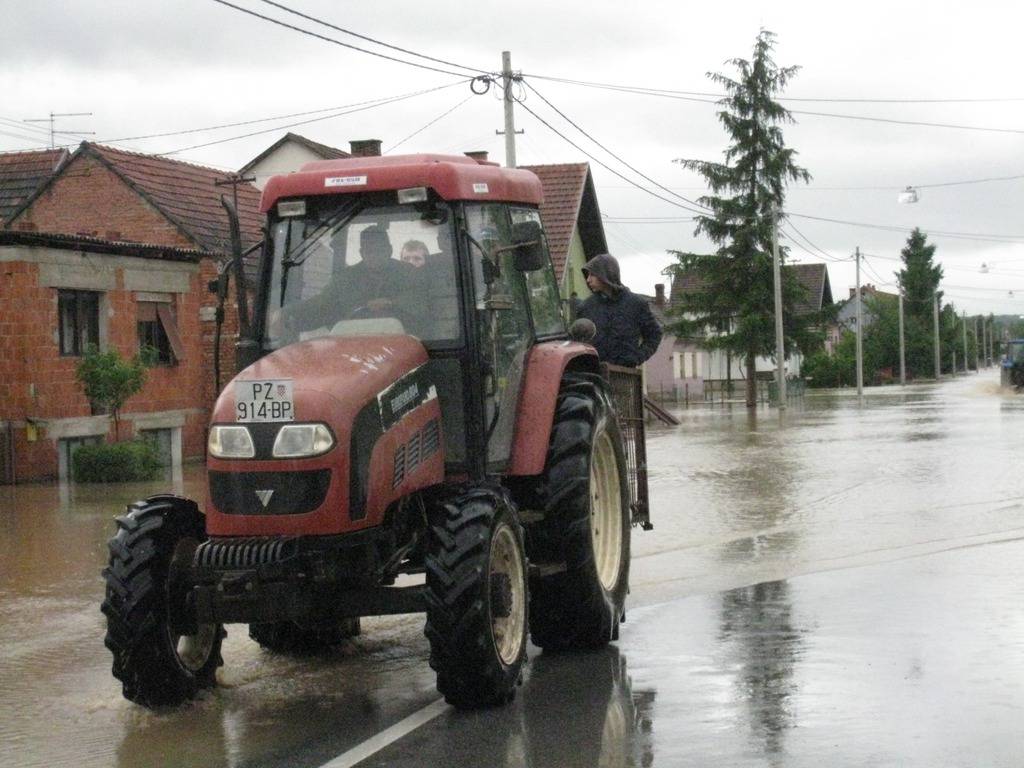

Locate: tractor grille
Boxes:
[193,536,299,569]
[393,419,440,488]
[209,469,331,515]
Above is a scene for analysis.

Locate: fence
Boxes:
[649,378,806,407]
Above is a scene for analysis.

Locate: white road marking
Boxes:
[317,698,448,768]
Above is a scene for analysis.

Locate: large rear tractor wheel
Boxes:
[101,496,224,707]
[424,489,528,709]
[248,618,361,654]
[529,375,631,650]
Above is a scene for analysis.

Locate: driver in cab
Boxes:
[275,225,423,337]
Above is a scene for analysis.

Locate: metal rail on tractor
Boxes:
[602,363,653,531]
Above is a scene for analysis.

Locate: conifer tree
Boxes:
[896,228,944,377]
[668,30,815,407]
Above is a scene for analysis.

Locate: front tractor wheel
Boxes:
[101,496,224,708]
[529,375,631,650]
[424,489,528,709]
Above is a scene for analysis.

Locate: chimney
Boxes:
[464,150,489,164]
[655,283,666,306]
[349,139,382,157]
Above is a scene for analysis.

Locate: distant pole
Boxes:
[961,311,968,373]
[499,51,520,168]
[973,315,980,371]
[898,292,906,385]
[855,246,864,398]
[771,203,786,408]
[933,293,941,379]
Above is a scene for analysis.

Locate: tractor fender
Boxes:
[507,340,600,476]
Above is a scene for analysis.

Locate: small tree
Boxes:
[670,30,815,407]
[76,346,154,441]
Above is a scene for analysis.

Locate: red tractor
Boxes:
[101,154,650,709]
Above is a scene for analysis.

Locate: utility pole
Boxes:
[214,173,256,219]
[898,291,906,385]
[961,311,968,374]
[497,51,523,168]
[933,293,941,379]
[973,315,980,371]
[771,203,786,408]
[24,111,93,148]
[855,247,863,398]
[981,318,987,368]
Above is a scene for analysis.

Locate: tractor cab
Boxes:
[253,156,565,474]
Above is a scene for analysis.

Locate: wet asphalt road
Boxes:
[1,369,1022,767]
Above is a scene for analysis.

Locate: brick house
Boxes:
[0,142,261,483]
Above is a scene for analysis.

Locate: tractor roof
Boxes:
[260,154,543,213]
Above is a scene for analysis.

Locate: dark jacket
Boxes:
[579,254,663,367]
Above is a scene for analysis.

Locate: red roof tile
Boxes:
[87,143,263,253]
[0,149,68,223]
[520,163,589,280]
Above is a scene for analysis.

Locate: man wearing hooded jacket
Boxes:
[578,253,663,367]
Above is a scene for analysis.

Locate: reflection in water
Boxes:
[435,647,656,768]
[719,580,803,761]
[521,648,656,768]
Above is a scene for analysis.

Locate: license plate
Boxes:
[235,379,294,422]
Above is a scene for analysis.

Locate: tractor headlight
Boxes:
[208,425,255,459]
[273,423,335,458]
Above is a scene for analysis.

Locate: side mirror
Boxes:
[510,220,546,272]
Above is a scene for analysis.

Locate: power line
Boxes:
[787,211,1024,244]
[780,216,850,263]
[98,90,457,144]
[525,74,1024,134]
[911,172,1024,190]
[525,74,1024,105]
[256,0,487,76]
[384,93,475,153]
[157,81,466,155]
[523,82,711,212]
[516,99,706,215]
[209,0,476,78]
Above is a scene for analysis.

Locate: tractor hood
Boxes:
[213,334,429,424]
[205,334,436,537]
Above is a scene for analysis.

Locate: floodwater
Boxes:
[1,368,1022,767]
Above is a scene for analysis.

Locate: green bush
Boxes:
[72,439,162,483]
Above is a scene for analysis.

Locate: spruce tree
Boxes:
[896,228,944,377]
[897,228,943,317]
[668,30,814,407]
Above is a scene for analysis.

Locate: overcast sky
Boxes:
[3,0,1023,314]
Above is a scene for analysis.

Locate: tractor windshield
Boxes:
[262,200,461,349]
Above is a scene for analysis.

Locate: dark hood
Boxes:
[582,253,624,293]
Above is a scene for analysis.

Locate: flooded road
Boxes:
[1,369,1022,767]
